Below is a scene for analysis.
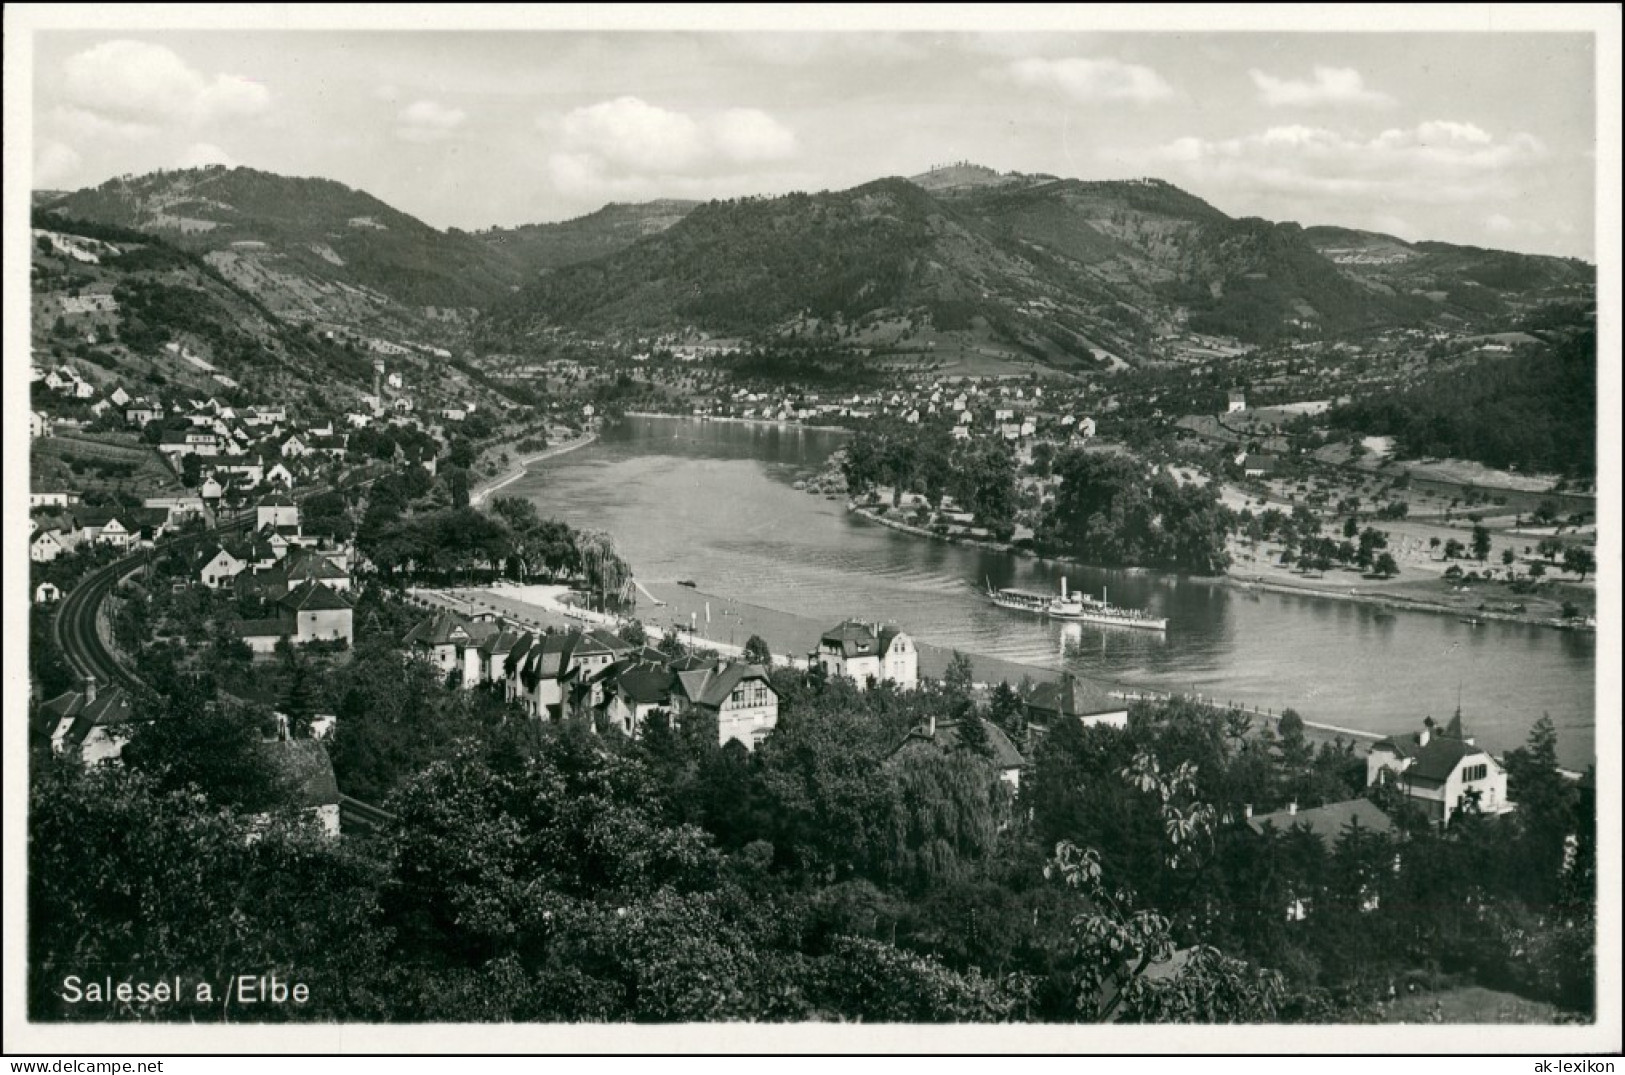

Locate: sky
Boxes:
[25,19,1602,260]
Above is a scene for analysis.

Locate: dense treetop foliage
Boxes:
[1329,328,1596,477]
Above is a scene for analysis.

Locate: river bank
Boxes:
[470,432,598,507]
[625,410,852,434]
[847,500,1592,633]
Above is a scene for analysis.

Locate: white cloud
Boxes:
[397,100,467,143]
[35,141,83,189]
[558,97,705,173]
[61,39,269,126]
[1250,66,1391,108]
[176,142,237,169]
[1004,57,1175,104]
[1129,121,1548,206]
[50,105,159,143]
[710,108,799,164]
[547,96,797,199]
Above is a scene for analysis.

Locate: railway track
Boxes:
[48,482,396,831]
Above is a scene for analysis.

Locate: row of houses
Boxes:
[403,611,782,750]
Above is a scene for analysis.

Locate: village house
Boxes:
[1025,673,1131,730]
[236,581,354,654]
[813,621,918,690]
[73,509,133,549]
[504,631,580,720]
[30,527,67,563]
[125,400,163,427]
[1246,798,1397,919]
[31,411,52,438]
[34,581,63,604]
[671,659,780,749]
[595,656,676,739]
[35,678,139,765]
[257,736,342,838]
[194,544,247,589]
[1366,713,1513,826]
[403,609,502,688]
[888,715,1026,789]
[1242,453,1281,479]
[256,493,300,531]
[30,491,81,508]
[235,547,350,602]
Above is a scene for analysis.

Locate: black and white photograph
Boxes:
[4,4,1618,1058]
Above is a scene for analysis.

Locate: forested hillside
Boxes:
[31,210,377,397]
[479,199,698,275]
[39,166,523,322]
[1328,325,1597,476]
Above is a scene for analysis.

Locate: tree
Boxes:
[1501,548,1517,568]
[279,651,324,738]
[1528,562,1546,579]
[179,452,203,489]
[1443,538,1465,560]
[1471,524,1492,563]
[988,681,1025,739]
[742,634,772,666]
[657,627,687,660]
[1046,754,1283,1022]
[122,681,291,812]
[1562,546,1594,582]
[955,712,993,758]
[1275,709,1313,774]
[617,619,649,649]
[1373,552,1399,578]
[942,650,976,720]
[29,761,388,1022]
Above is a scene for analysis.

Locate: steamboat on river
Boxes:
[986,577,1168,631]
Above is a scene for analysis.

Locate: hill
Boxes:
[478,199,698,275]
[37,166,524,332]
[907,163,1050,193]
[30,210,387,402]
[485,174,1508,365]
[1327,320,1597,477]
[37,164,1594,372]
[1304,226,1594,321]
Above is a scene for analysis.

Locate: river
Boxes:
[506,415,1596,769]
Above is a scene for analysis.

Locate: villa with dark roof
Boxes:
[35,678,140,765]
[671,660,779,749]
[1245,798,1396,843]
[601,662,677,739]
[813,620,917,690]
[404,609,502,687]
[1366,712,1512,826]
[888,716,1027,789]
[237,581,354,653]
[1025,673,1130,730]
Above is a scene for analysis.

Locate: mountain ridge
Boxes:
[39,164,1594,368]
